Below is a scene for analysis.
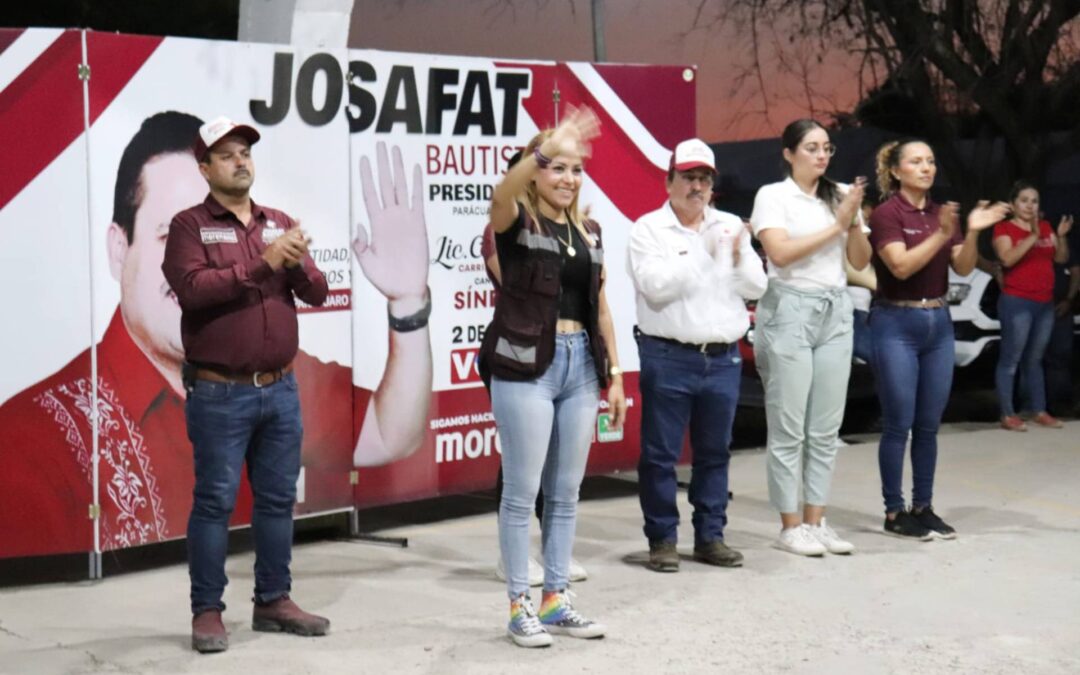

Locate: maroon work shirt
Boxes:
[869,193,963,301]
[162,194,328,372]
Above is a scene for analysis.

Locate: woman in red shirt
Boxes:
[992,181,1073,431]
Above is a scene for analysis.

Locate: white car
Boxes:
[947,268,1001,367]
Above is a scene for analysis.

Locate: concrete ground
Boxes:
[1,423,1078,675]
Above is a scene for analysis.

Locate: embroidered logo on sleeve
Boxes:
[200,228,239,244]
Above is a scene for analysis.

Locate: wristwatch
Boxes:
[387,288,432,333]
[609,366,623,377]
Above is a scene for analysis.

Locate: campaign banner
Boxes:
[0,28,96,557]
[0,29,695,559]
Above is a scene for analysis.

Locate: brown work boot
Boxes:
[252,595,330,636]
[647,541,680,573]
[692,541,744,568]
[191,609,228,653]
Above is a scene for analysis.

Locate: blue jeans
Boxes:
[996,293,1055,416]
[637,334,740,546]
[870,305,954,514]
[491,332,599,599]
[186,372,303,614]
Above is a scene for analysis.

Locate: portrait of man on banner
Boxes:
[0,111,433,559]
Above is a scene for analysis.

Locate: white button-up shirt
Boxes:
[627,202,768,344]
[750,177,868,290]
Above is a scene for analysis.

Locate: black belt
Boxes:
[638,330,734,356]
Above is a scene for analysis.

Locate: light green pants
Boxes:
[754,282,854,514]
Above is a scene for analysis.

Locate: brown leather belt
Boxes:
[876,297,947,309]
[195,362,294,388]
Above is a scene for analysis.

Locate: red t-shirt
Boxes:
[994,220,1055,303]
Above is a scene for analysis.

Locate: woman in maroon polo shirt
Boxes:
[868,139,1009,541]
[992,181,1073,431]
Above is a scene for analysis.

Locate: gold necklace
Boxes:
[554,220,577,257]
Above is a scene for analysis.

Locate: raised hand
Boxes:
[263,227,307,270]
[938,201,960,239]
[1058,214,1074,238]
[282,224,311,268]
[967,200,1011,232]
[543,105,601,159]
[353,142,429,308]
[836,177,867,230]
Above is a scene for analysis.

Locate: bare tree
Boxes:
[690,0,1080,202]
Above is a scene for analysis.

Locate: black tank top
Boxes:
[544,217,590,323]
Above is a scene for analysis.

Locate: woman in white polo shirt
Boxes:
[750,119,870,556]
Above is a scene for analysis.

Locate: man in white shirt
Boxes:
[627,139,768,572]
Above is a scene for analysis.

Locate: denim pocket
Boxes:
[191,380,230,401]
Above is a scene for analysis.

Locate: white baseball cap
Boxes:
[670,138,716,173]
[194,116,261,160]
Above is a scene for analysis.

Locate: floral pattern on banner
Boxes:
[34,378,168,549]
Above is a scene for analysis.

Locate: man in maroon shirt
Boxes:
[0,112,433,562]
[162,116,334,651]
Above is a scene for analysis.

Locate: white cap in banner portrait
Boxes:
[194,116,261,160]
[670,138,716,173]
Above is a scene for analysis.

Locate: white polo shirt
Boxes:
[627,202,768,344]
[750,177,866,290]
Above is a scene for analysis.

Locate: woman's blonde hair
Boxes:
[519,130,594,247]
[875,139,930,198]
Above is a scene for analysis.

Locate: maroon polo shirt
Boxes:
[162,194,328,372]
[869,193,963,302]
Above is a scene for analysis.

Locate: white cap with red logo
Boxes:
[194,116,261,160]
[670,138,716,173]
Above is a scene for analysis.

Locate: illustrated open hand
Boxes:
[967,200,1011,232]
[353,142,429,304]
[1057,215,1074,238]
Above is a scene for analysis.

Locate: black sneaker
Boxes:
[912,506,957,540]
[883,511,933,541]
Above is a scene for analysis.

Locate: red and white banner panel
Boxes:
[0,29,695,559]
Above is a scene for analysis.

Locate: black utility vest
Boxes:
[479,209,609,389]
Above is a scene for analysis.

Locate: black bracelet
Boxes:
[387,288,432,333]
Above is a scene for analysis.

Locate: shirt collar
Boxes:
[97,309,181,422]
[891,191,938,214]
[780,176,824,202]
[202,193,268,223]
[662,201,722,233]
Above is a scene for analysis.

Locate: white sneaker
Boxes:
[774,524,827,556]
[568,558,588,582]
[496,556,544,587]
[806,518,855,554]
